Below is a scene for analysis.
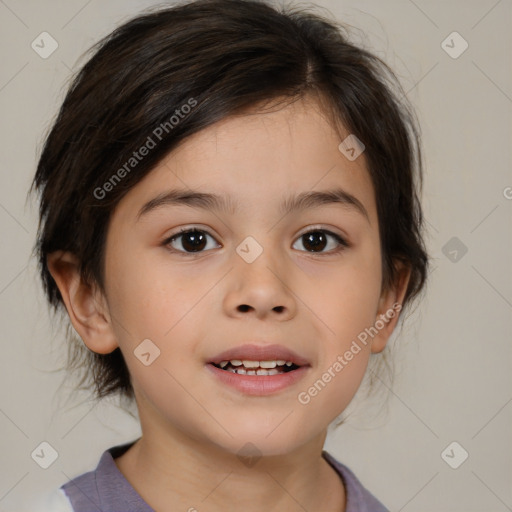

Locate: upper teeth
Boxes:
[219,360,293,368]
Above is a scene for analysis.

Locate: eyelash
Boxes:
[162,227,350,255]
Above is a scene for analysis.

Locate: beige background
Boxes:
[1,0,511,510]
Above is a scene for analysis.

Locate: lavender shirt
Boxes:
[52,441,388,512]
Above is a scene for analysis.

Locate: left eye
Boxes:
[292,230,348,253]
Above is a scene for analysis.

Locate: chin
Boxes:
[210,424,314,459]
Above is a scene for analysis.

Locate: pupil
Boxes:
[303,232,326,252]
[183,231,206,252]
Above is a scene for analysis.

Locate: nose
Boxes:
[223,248,298,321]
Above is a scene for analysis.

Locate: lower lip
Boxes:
[205,363,310,396]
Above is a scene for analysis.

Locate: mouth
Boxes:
[210,359,301,375]
[206,344,310,395]
[207,343,309,373]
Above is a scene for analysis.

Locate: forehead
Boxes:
[114,96,377,226]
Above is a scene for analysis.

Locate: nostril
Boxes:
[236,305,285,313]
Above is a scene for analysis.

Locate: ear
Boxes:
[46,251,119,354]
[370,262,411,354]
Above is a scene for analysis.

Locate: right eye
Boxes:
[163,228,221,254]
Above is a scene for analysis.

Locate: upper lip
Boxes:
[208,344,310,366]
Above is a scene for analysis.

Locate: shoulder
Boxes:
[322,450,389,512]
[58,439,153,512]
[30,487,73,512]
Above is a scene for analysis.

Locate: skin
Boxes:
[48,94,410,512]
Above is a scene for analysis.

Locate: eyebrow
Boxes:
[136,187,370,223]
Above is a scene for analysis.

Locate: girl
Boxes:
[30,0,429,510]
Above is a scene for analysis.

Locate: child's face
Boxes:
[99,95,405,456]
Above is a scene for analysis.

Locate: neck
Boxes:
[114,425,345,512]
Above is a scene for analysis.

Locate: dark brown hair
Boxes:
[29,0,429,404]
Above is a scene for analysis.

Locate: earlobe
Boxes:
[46,251,119,354]
[370,264,412,354]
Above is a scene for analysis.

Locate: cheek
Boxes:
[304,251,382,338]
[296,352,370,429]
[106,247,203,341]
[106,253,211,400]
[295,252,381,418]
